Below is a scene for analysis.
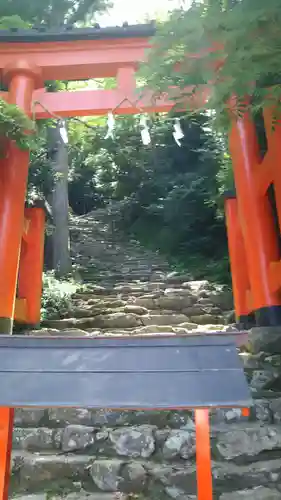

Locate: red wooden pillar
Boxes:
[229,113,281,326]
[17,207,45,325]
[0,408,14,500]
[195,409,213,500]
[224,193,255,328]
[0,61,41,500]
[0,61,42,334]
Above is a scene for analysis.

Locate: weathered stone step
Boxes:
[12,494,127,500]
[220,487,281,499]
[11,451,281,499]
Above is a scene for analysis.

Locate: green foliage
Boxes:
[0,0,111,27]
[114,115,229,282]
[65,112,230,283]
[141,0,281,128]
[41,272,78,320]
[0,98,36,150]
[0,15,30,29]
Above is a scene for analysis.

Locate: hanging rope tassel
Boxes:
[105,112,115,139]
[173,118,184,146]
[140,115,151,145]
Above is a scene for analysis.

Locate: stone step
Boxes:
[11,493,127,500]
[10,451,281,499]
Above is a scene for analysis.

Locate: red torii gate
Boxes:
[0,21,275,500]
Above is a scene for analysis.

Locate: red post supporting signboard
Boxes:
[195,409,213,500]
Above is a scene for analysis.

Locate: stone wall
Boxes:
[11,380,281,500]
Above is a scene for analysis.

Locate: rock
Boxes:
[188,280,210,293]
[11,492,124,500]
[249,326,281,354]
[216,425,281,460]
[88,285,108,295]
[213,458,281,490]
[61,424,95,452]
[13,428,54,451]
[270,398,281,423]
[156,297,193,311]
[165,487,196,499]
[197,298,213,306]
[48,408,93,426]
[121,462,147,491]
[14,409,45,426]
[209,290,233,310]
[182,306,205,316]
[177,322,198,330]
[12,453,91,488]
[42,319,87,330]
[150,271,166,281]
[146,282,166,291]
[123,304,148,315]
[133,297,157,309]
[141,314,188,326]
[25,328,60,336]
[95,313,141,329]
[250,368,281,391]
[166,273,191,284]
[132,325,176,334]
[149,462,197,494]
[211,408,244,424]
[90,459,123,491]
[64,307,94,318]
[220,487,281,499]
[252,400,273,423]
[163,430,196,459]
[202,324,226,331]
[164,288,193,298]
[190,314,219,325]
[109,426,155,458]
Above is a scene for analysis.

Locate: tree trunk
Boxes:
[51,122,71,277]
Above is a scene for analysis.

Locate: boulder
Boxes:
[216,425,281,460]
[61,424,95,452]
[120,462,147,492]
[90,459,123,491]
[162,430,196,459]
[109,426,155,458]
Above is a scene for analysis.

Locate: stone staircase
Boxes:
[11,206,281,500]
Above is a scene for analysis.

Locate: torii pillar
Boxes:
[0,60,42,500]
[0,61,41,335]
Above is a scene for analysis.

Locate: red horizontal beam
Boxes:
[1,85,210,119]
[0,37,151,81]
[34,89,174,118]
[0,85,210,118]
